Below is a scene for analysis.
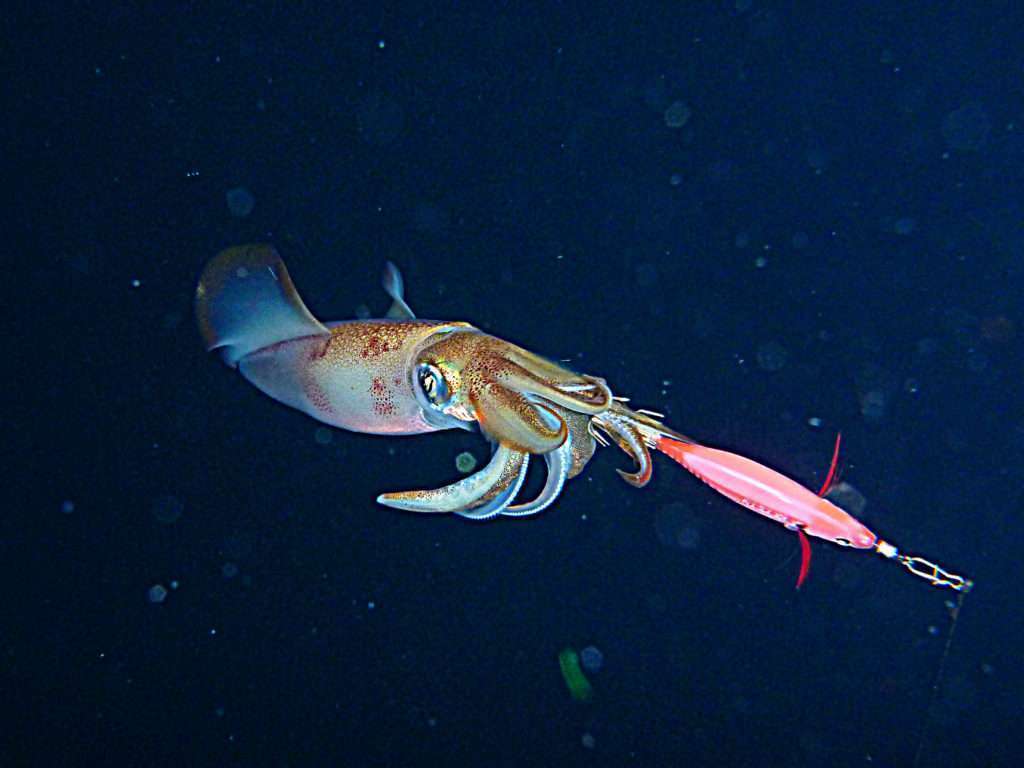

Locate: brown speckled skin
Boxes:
[240,319,471,435]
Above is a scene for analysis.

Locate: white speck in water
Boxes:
[808,416,822,428]
[61,500,75,514]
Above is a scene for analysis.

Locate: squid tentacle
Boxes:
[592,411,653,488]
[470,383,568,454]
[499,353,612,415]
[376,443,525,513]
[501,435,572,517]
[455,450,530,520]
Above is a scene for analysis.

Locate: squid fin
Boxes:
[382,261,416,319]
[816,432,842,497]
[796,528,812,589]
[195,244,329,366]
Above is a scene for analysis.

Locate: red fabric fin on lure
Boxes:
[795,528,812,589]
[816,432,842,497]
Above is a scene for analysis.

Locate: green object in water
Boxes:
[558,647,593,702]
[455,451,477,473]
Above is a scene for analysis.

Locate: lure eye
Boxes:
[415,363,450,409]
[835,537,851,547]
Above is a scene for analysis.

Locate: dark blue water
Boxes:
[9,2,1022,766]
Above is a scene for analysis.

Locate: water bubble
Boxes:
[664,101,692,128]
[148,584,168,604]
[152,495,183,524]
[669,173,683,186]
[314,427,333,445]
[61,500,75,514]
[580,645,604,673]
[226,186,255,217]
[807,416,822,428]
[455,451,477,473]
[581,732,596,749]
[756,341,788,372]
[221,562,239,579]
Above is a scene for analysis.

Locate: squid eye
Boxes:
[416,363,450,408]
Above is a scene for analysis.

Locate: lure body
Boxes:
[656,437,877,549]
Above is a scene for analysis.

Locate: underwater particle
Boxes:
[942,103,991,151]
[754,255,767,268]
[226,186,255,217]
[148,584,168,604]
[676,526,700,549]
[635,262,659,287]
[664,100,691,128]
[354,303,372,320]
[412,201,450,235]
[806,145,829,171]
[455,451,477,473]
[314,427,333,445]
[965,349,988,373]
[903,378,920,394]
[581,732,596,749]
[580,645,604,673]
[655,502,701,550]
[669,173,682,186]
[859,389,888,424]
[894,217,917,235]
[61,500,75,514]
[756,341,788,372]
[791,231,809,249]
[357,92,405,146]
[735,232,750,248]
[979,315,1015,344]
[152,495,184,524]
[825,481,867,517]
[221,562,239,579]
[807,416,822,428]
[558,648,594,702]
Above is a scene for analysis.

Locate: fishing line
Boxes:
[911,587,970,768]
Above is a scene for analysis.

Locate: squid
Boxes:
[195,244,689,521]
[196,244,970,591]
